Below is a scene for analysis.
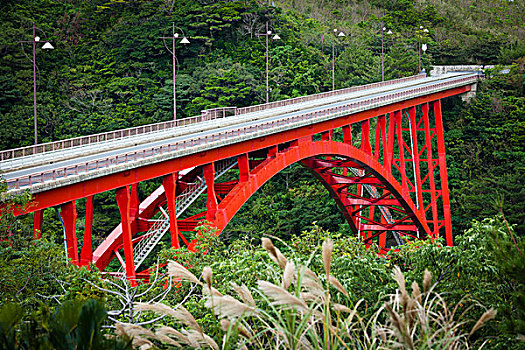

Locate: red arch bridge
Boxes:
[1,72,479,284]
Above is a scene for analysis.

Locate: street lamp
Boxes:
[161,23,190,120]
[418,24,429,73]
[381,26,393,81]
[332,28,345,91]
[20,24,54,145]
[257,26,280,104]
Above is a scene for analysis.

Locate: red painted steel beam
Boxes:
[434,100,453,245]
[17,86,470,217]
[238,153,250,182]
[163,173,180,249]
[210,140,431,239]
[115,186,137,286]
[422,103,439,237]
[362,224,417,231]
[93,185,166,270]
[61,201,79,265]
[33,210,43,239]
[408,106,424,215]
[80,195,94,267]
[203,163,218,221]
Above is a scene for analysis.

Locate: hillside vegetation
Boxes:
[0,1,524,348]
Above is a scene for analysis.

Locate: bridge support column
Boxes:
[408,106,424,216]
[321,130,332,141]
[238,153,250,182]
[61,201,79,265]
[385,113,396,173]
[163,173,180,249]
[203,163,218,222]
[422,103,439,238]
[395,110,409,196]
[434,100,453,245]
[342,125,352,145]
[80,195,94,267]
[116,186,137,286]
[130,184,139,232]
[33,210,43,239]
[375,115,387,161]
[360,120,372,155]
[267,146,278,159]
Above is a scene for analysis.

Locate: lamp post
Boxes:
[256,26,280,104]
[332,28,345,91]
[20,24,54,145]
[418,24,429,73]
[381,26,392,81]
[161,23,190,120]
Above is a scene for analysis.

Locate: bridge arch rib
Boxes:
[210,139,431,247]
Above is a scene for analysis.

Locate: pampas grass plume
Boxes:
[469,308,497,337]
[231,282,256,307]
[168,260,201,285]
[282,261,295,290]
[322,238,333,278]
[329,275,349,297]
[202,266,213,288]
[423,269,432,293]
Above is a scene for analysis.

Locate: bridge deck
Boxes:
[1,73,477,196]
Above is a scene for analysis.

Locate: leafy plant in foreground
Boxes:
[120,238,496,349]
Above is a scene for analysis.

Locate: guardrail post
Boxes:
[80,195,94,267]
[116,186,137,286]
[61,201,79,266]
[33,210,43,239]
[163,173,180,249]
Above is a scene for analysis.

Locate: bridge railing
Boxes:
[235,74,426,115]
[0,74,426,162]
[7,74,477,192]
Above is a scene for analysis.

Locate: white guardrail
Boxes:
[5,74,477,192]
[0,74,425,162]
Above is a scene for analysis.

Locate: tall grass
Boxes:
[117,239,495,349]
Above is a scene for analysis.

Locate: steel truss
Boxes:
[20,97,454,284]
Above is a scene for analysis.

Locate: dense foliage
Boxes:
[0,0,524,348]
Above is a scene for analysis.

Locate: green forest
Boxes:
[0,0,524,349]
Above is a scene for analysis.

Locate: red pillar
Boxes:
[361,120,372,155]
[80,195,94,267]
[238,153,250,182]
[423,103,439,238]
[116,186,137,286]
[61,201,79,265]
[395,110,409,196]
[33,210,43,239]
[375,115,387,161]
[434,100,453,245]
[385,112,396,173]
[321,130,332,141]
[378,216,387,249]
[342,125,352,145]
[203,163,218,222]
[409,106,424,215]
[163,173,180,249]
[267,146,278,159]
